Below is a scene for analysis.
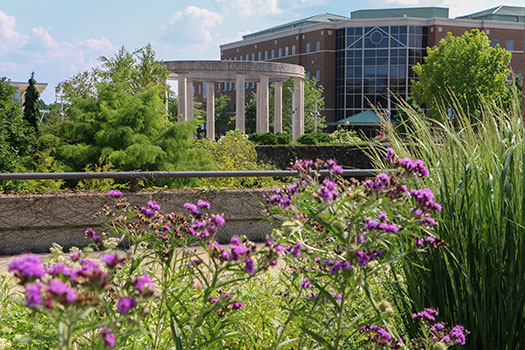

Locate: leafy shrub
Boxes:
[329,129,363,145]
[276,132,291,144]
[194,129,279,189]
[296,132,331,145]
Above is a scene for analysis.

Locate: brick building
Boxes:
[217,6,525,129]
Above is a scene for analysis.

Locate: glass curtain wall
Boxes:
[335,25,428,121]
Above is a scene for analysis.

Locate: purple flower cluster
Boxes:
[108,190,123,198]
[355,249,383,267]
[117,297,137,314]
[325,159,343,174]
[413,308,469,346]
[100,326,115,348]
[318,178,339,202]
[362,214,399,233]
[133,275,155,297]
[363,173,392,191]
[285,241,303,258]
[8,254,46,283]
[410,188,442,212]
[396,157,430,178]
[100,254,125,269]
[85,228,100,243]
[360,324,403,349]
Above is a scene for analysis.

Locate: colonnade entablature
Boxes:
[163,60,305,140]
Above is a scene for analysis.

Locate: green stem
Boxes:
[332,283,346,349]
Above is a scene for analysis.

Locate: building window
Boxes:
[278,48,282,57]
[306,43,311,53]
[316,70,321,81]
[306,71,311,80]
[217,83,221,91]
[491,40,500,48]
[264,50,268,59]
[285,46,289,56]
[258,52,262,60]
[245,54,249,60]
[506,40,515,51]
[251,53,255,61]
[292,45,296,55]
[316,41,321,51]
[271,49,275,58]
[521,41,525,51]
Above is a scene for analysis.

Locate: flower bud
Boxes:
[432,342,448,350]
[378,300,394,315]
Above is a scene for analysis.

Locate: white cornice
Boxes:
[220,17,525,51]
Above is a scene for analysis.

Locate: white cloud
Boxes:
[169,6,222,44]
[0,10,27,49]
[213,0,283,17]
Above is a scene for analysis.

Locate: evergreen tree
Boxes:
[23,72,41,133]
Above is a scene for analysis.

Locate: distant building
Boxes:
[219,6,525,129]
[9,81,48,106]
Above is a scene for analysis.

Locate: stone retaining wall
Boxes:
[255,145,373,169]
[0,189,274,255]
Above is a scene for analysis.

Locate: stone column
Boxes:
[292,77,304,140]
[256,75,269,133]
[177,74,188,121]
[256,82,261,132]
[206,82,215,139]
[235,74,246,131]
[186,81,194,121]
[274,81,283,133]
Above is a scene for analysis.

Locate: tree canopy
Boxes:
[0,77,36,173]
[48,45,209,179]
[411,29,512,119]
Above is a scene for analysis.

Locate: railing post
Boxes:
[130,178,140,192]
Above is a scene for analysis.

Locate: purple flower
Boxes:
[147,200,160,211]
[69,252,81,261]
[412,308,439,322]
[108,190,123,198]
[218,250,231,260]
[355,250,369,266]
[397,157,429,177]
[208,296,219,303]
[301,278,312,289]
[140,207,155,218]
[232,301,244,309]
[85,228,100,243]
[197,199,211,209]
[212,215,225,227]
[25,282,43,308]
[47,263,67,276]
[117,297,137,314]
[243,257,256,274]
[450,325,467,345]
[325,159,343,174]
[385,148,396,162]
[134,275,155,297]
[183,202,201,216]
[8,254,46,282]
[100,327,115,348]
[47,279,77,303]
[101,254,125,268]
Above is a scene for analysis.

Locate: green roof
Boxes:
[351,7,449,19]
[333,110,383,125]
[457,6,525,22]
[242,13,348,40]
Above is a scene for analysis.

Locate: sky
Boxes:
[1,0,523,103]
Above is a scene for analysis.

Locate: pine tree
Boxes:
[23,72,40,133]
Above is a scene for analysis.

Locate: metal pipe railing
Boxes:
[0,169,378,181]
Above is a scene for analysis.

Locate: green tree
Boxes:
[214,95,233,135]
[412,29,511,119]
[0,77,36,173]
[23,72,41,133]
[47,46,210,185]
